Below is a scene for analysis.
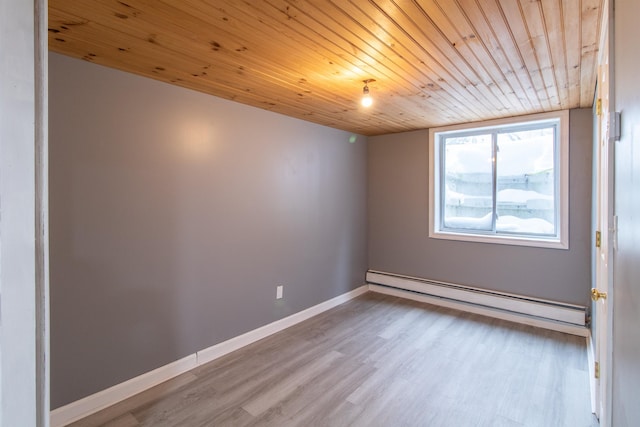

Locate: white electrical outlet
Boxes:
[276,285,284,299]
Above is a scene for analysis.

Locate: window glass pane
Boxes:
[495,127,556,235]
[443,134,493,231]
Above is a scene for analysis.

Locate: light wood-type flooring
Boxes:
[68,292,598,427]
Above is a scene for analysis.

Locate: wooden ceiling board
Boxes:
[376,1,506,116]
[579,0,603,107]
[521,0,562,109]
[321,0,486,121]
[245,0,437,123]
[49,0,604,136]
[451,0,539,111]
[428,0,529,113]
[498,0,553,110]
[175,0,432,131]
[301,1,488,122]
[562,0,583,107]
[251,0,476,124]
[541,0,569,109]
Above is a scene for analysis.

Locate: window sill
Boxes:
[429,230,569,250]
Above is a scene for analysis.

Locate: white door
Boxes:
[593,5,614,424]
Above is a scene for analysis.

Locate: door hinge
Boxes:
[596,230,601,248]
[610,111,621,141]
[596,99,602,116]
[595,361,600,379]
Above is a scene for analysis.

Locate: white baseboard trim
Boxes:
[49,354,197,427]
[50,285,368,427]
[196,285,369,366]
[367,270,588,337]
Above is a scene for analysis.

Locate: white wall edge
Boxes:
[369,284,589,337]
[50,285,368,427]
[587,332,597,414]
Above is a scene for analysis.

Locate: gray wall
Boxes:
[49,53,368,409]
[612,0,640,424]
[368,109,593,306]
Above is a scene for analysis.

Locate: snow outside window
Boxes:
[429,111,569,249]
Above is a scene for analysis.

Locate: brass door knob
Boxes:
[591,288,608,301]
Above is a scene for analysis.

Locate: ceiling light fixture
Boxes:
[361,79,375,107]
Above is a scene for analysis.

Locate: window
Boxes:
[429,111,568,249]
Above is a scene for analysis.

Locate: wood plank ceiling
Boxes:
[49,0,604,136]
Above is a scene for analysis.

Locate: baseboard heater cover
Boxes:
[366,270,587,335]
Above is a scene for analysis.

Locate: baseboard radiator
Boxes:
[366,270,588,337]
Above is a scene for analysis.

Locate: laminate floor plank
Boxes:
[100,413,139,427]
[246,359,375,427]
[68,292,598,427]
[67,372,199,427]
[242,350,345,417]
[132,341,334,425]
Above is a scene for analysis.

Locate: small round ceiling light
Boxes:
[361,79,375,107]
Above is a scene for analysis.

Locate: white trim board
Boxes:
[587,332,597,414]
[50,285,368,427]
[197,285,368,365]
[49,354,198,427]
[367,270,588,337]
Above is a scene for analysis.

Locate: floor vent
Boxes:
[366,270,588,336]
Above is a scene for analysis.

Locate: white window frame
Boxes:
[428,110,569,249]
